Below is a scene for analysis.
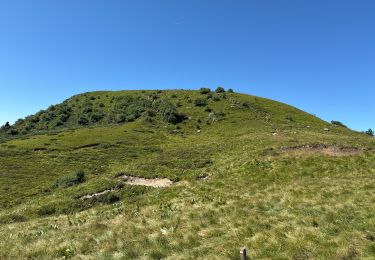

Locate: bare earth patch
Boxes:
[80,189,114,200]
[121,175,173,187]
[282,144,367,157]
[80,176,173,200]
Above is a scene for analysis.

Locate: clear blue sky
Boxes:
[0,0,374,131]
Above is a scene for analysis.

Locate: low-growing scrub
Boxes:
[194,98,208,107]
[52,170,86,189]
[200,87,211,94]
[331,120,347,128]
[0,213,27,224]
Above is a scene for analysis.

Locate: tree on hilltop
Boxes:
[365,129,374,137]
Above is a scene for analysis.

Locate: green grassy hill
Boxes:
[0,89,374,259]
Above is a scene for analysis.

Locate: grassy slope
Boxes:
[0,90,375,259]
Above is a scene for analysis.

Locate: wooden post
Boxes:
[240,247,247,260]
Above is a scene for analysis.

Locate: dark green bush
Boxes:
[228,88,234,93]
[59,114,69,122]
[0,122,11,132]
[126,115,136,122]
[37,204,57,216]
[146,109,157,117]
[242,102,251,108]
[78,117,89,125]
[54,120,64,127]
[215,87,225,93]
[194,98,208,107]
[97,193,120,204]
[163,109,187,124]
[116,114,126,123]
[366,129,374,137]
[286,115,294,122]
[91,113,104,123]
[212,95,221,101]
[200,88,211,94]
[331,121,347,128]
[52,170,86,189]
[82,106,93,113]
[7,129,19,135]
[75,170,85,183]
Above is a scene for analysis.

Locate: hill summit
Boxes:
[0,88,374,259]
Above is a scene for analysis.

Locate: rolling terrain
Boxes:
[0,89,374,259]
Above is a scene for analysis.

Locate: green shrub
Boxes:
[366,129,374,137]
[75,170,85,183]
[163,109,187,124]
[78,117,89,125]
[59,114,69,122]
[7,129,19,135]
[126,115,136,122]
[286,115,294,122]
[200,88,211,94]
[146,109,157,117]
[37,204,57,216]
[82,106,93,113]
[54,120,64,127]
[91,113,104,123]
[194,98,208,107]
[242,102,251,108]
[96,193,120,204]
[215,86,225,93]
[156,100,187,124]
[116,114,126,123]
[212,95,221,101]
[52,170,86,189]
[331,121,347,128]
[0,122,11,132]
[228,88,234,93]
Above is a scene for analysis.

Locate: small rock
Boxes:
[324,128,330,131]
[197,129,201,133]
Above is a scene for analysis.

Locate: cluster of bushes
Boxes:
[0,102,74,136]
[52,170,86,189]
[199,86,234,94]
[155,99,187,124]
[107,96,152,124]
[194,98,208,107]
[1,92,191,137]
[1,88,240,137]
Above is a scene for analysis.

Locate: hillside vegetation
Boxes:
[0,89,374,259]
